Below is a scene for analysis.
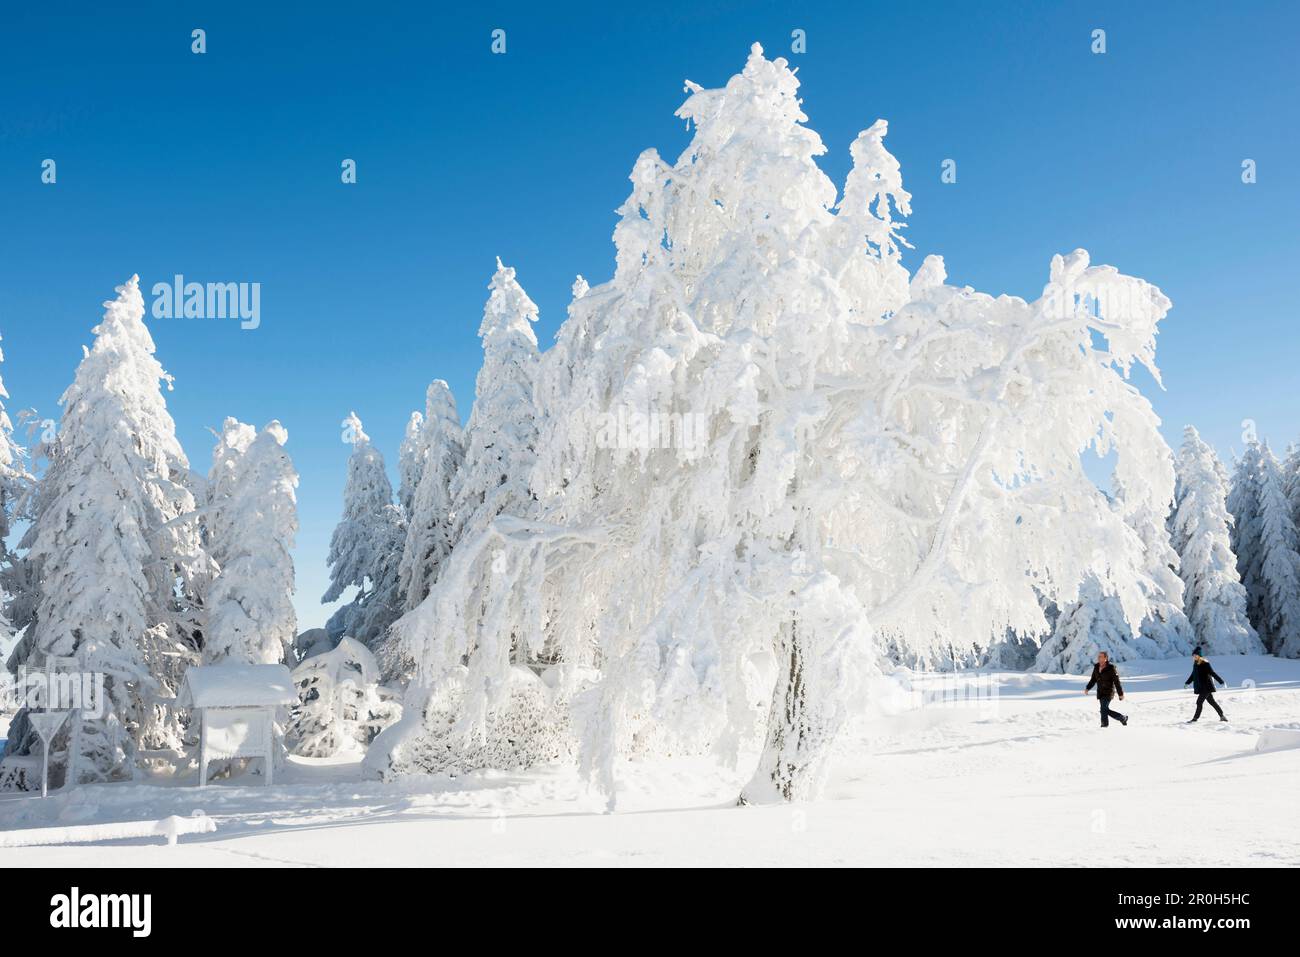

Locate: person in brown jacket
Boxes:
[1083,651,1128,727]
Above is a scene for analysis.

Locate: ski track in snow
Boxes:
[1,656,1297,867]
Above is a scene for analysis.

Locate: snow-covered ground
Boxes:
[2,655,1297,867]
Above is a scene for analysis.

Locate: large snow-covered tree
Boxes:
[1170,426,1261,655]
[1228,441,1300,657]
[449,260,540,547]
[385,46,1180,805]
[3,276,209,784]
[204,420,299,665]
[397,381,463,612]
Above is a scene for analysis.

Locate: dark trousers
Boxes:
[1193,692,1224,720]
[1099,695,1126,727]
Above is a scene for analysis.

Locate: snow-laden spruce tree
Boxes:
[389,45,1178,805]
[0,334,35,655]
[1121,476,1196,653]
[397,410,426,519]
[0,334,31,560]
[449,260,540,546]
[1171,426,1261,654]
[3,276,209,784]
[1283,443,1300,531]
[204,420,299,665]
[1035,577,1144,674]
[204,416,256,561]
[1035,473,1193,672]
[397,381,463,612]
[286,636,400,757]
[322,412,406,647]
[1228,441,1300,657]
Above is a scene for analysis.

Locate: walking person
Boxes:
[1083,651,1128,727]
[1185,647,1228,723]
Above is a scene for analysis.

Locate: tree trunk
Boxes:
[739,614,833,805]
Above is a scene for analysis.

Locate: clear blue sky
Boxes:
[1,1,1296,630]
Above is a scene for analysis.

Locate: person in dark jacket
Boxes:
[1184,648,1227,722]
[1083,651,1128,727]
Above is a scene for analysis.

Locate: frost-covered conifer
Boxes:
[0,334,30,559]
[449,260,540,547]
[0,334,34,668]
[3,276,208,784]
[286,636,399,757]
[204,421,299,665]
[397,381,462,611]
[1171,427,1261,654]
[1035,476,1193,673]
[1118,476,1196,657]
[322,413,405,647]
[397,410,426,519]
[1229,441,1300,657]
[1283,443,1300,532]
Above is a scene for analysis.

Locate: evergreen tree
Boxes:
[1034,577,1143,674]
[0,332,35,669]
[397,410,426,519]
[323,412,405,646]
[204,421,299,665]
[1171,426,1261,654]
[397,381,463,612]
[1282,443,1300,532]
[1117,476,1196,658]
[449,260,540,546]
[1229,441,1300,657]
[4,276,208,784]
[286,636,399,757]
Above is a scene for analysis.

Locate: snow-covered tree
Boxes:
[1228,441,1300,657]
[364,664,570,779]
[0,333,31,559]
[397,381,463,612]
[1034,577,1145,675]
[449,260,540,547]
[1119,476,1196,655]
[3,276,209,784]
[385,45,1180,805]
[1283,443,1300,532]
[322,413,405,647]
[204,420,299,665]
[1171,426,1261,654]
[286,637,400,757]
[0,334,35,667]
[1036,474,1194,673]
[397,410,426,519]
[204,416,256,561]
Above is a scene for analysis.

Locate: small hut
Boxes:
[178,663,296,787]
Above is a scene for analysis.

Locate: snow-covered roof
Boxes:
[178,663,297,709]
